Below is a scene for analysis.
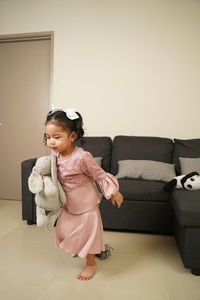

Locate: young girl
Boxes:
[44,107,123,281]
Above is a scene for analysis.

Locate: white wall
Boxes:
[1,0,200,139]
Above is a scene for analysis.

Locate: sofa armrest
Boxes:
[21,158,37,224]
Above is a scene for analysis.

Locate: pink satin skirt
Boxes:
[55,204,105,258]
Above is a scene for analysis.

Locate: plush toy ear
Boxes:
[163,178,177,192]
[180,171,199,189]
[57,180,67,204]
[28,167,44,193]
[51,154,57,184]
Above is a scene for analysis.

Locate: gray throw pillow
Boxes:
[116,160,176,182]
[94,157,102,166]
[179,157,200,174]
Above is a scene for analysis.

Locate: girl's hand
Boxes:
[111,192,123,208]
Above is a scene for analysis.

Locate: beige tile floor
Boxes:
[0,199,200,300]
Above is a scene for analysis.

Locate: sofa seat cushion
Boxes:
[118,179,170,202]
[171,190,200,226]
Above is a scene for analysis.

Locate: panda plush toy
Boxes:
[164,171,200,192]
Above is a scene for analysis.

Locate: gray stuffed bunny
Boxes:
[28,155,66,230]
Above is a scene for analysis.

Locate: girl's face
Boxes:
[45,123,77,157]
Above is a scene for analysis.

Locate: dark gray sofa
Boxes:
[21,136,200,275]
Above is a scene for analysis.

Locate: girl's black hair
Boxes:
[44,109,85,145]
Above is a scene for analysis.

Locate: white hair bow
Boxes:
[49,104,79,120]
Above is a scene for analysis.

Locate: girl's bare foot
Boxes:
[76,254,97,281]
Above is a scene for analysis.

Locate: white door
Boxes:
[0,35,52,200]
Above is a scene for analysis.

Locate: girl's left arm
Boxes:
[81,152,123,207]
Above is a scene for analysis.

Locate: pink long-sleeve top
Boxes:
[56,146,119,214]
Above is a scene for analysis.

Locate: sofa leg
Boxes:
[191,269,200,276]
[27,220,34,225]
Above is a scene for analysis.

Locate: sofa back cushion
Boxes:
[75,136,112,172]
[111,136,174,175]
[174,138,200,175]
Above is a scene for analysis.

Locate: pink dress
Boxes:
[55,146,119,258]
